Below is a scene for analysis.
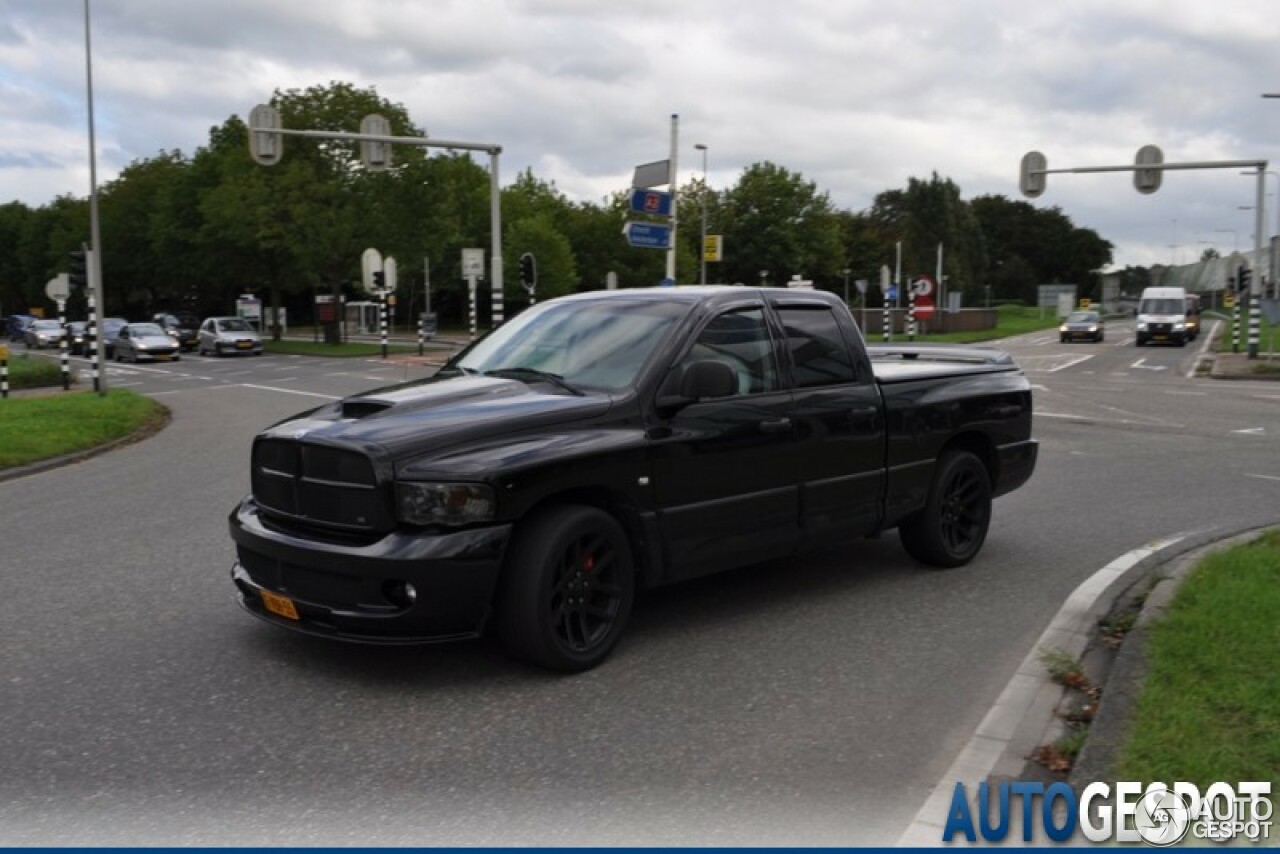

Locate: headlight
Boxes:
[1088,326,1098,332]
[395,482,496,526]
[136,342,149,350]
[1173,322,1184,330]
[1059,324,1068,332]
[1137,322,1148,331]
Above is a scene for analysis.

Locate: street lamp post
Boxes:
[695,143,709,285]
[842,267,851,306]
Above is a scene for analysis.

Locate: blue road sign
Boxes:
[885,286,898,302]
[629,188,673,217]
[623,221,672,249]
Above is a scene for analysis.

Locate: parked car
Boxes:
[24,318,66,349]
[1059,310,1104,343]
[113,322,181,362]
[153,312,200,352]
[7,314,37,342]
[99,317,128,359]
[198,316,263,356]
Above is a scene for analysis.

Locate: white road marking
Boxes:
[220,383,340,400]
[1246,473,1280,482]
[1232,427,1267,435]
[1130,357,1166,371]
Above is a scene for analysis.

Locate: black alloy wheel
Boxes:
[899,450,992,568]
[498,505,635,672]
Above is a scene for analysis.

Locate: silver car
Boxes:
[114,322,181,362]
[198,316,263,356]
[24,318,65,349]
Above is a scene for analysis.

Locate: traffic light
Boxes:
[372,270,386,290]
[69,247,88,289]
[1238,266,1251,293]
[519,252,537,289]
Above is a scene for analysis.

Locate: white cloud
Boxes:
[2,0,1278,270]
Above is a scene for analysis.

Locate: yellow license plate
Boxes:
[261,589,299,620]
[237,341,252,349]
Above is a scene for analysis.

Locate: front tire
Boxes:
[497,505,635,672]
[899,450,992,568]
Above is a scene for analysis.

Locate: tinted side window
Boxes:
[684,307,779,395]
[778,306,857,388]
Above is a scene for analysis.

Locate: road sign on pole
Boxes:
[462,248,485,280]
[623,221,673,249]
[45,273,71,302]
[629,188,673,217]
[632,159,671,189]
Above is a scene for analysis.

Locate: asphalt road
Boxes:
[1,322,1277,845]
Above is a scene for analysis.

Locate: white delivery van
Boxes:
[1135,286,1189,347]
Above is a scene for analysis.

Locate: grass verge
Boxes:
[1115,530,1280,784]
[0,389,167,469]
[911,304,1065,344]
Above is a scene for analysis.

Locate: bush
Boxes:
[2,353,77,389]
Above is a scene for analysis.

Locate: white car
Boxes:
[198,317,263,356]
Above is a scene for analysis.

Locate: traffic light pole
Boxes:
[248,118,505,327]
[1021,153,1268,358]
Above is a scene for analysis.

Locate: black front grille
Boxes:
[1151,323,1171,334]
[252,439,389,532]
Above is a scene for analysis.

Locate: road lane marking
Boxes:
[1130,357,1165,371]
[223,383,340,400]
[1232,427,1267,435]
[1246,473,1280,482]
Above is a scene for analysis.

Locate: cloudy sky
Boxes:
[3,0,1279,272]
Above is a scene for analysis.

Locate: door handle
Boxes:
[759,417,793,434]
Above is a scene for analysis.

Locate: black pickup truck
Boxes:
[229,286,1037,671]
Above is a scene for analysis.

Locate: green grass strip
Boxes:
[0,390,167,468]
[1116,531,1280,786]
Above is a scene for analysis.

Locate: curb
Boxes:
[894,522,1277,846]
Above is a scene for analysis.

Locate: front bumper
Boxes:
[229,497,512,644]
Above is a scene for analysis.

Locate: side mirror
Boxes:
[656,359,737,410]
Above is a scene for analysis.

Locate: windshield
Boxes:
[32,320,61,330]
[1066,312,1098,323]
[1140,298,1184,315]
[454,298,688,391]
[130,323,165,336]
[217,318,253,332]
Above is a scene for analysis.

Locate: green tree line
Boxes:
[0,81,1114,331]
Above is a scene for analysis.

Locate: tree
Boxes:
[718,162,844,290]
[870,174,987,305]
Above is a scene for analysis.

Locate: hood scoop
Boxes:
[341,399,394,419]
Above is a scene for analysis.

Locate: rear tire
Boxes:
[497,505,635,672]
[899,450,992,568]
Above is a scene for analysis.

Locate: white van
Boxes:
[1135,286,1189,347]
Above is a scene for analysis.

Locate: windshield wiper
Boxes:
[482,367,584,396]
